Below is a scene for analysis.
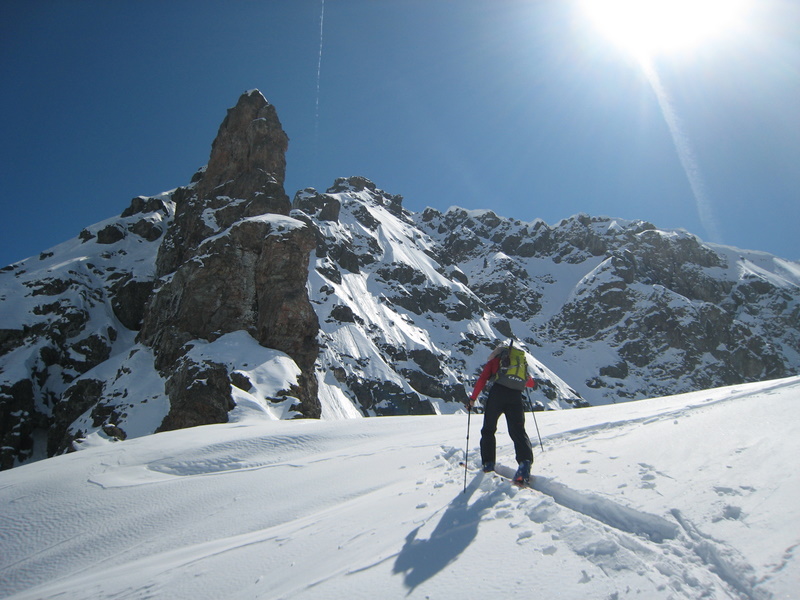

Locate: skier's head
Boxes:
[488,339,527,359]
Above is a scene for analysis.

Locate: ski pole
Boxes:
[527,389,544,452]
[464,403,472,493]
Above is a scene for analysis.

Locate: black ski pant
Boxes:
[480,383,534,466]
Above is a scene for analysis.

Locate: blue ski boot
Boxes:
[513,460,532,485]
[482,462,495,473]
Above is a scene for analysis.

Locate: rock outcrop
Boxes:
[417,209,800,402]
[139,90,320,423]
[0,91,322,470]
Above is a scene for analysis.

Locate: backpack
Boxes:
[493,345,528,390]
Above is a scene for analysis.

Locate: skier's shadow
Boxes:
[393,473,506,593]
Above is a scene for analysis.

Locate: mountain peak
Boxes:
[156,91,292,277]
[197,89,289,199]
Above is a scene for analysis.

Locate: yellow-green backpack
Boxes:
[494,345,528,390]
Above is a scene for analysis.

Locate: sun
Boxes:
[582,0,748,62]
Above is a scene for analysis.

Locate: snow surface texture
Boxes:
[1,376,797,599]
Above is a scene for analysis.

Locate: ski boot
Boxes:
[513,460,532,485]
[482,462,495,473]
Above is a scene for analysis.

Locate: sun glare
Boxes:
[583,0,748,62]
[580,0,751,245]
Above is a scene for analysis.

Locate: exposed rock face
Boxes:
[156,92,291,276]
[417,209,800,402]
[0,192,174,469]
[158,359,235,431]
[294,177,585,417]
[140,90,320,423]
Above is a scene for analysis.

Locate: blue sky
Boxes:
[1,0,798,269]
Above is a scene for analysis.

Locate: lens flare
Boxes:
[582,0,748,242]
[640,62,722,242]
[583,0,747,62]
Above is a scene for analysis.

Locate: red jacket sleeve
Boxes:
[471,357,499,400]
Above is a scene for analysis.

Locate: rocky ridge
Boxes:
[415,208,800,400]
[293,177,583,418]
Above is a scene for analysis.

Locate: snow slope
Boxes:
[300,181,585,417]
[2,377,797,600]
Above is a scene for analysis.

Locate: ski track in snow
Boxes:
[444,457,772,600]
[1,378,798,599]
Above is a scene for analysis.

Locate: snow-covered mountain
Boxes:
[294,177,584,419]
[414,205,800,401]
[1,90,798,471]
[1,377,797,599]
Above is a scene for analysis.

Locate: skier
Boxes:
[468,341,536,484]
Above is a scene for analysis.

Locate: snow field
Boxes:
[1,376,798,599]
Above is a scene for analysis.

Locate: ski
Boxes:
[459,462,534,488]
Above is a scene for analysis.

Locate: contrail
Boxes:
[315,0,325,143]
[640,60,722,243]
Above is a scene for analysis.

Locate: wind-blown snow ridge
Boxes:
[530,473,680,543]
[1,376,797,599]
